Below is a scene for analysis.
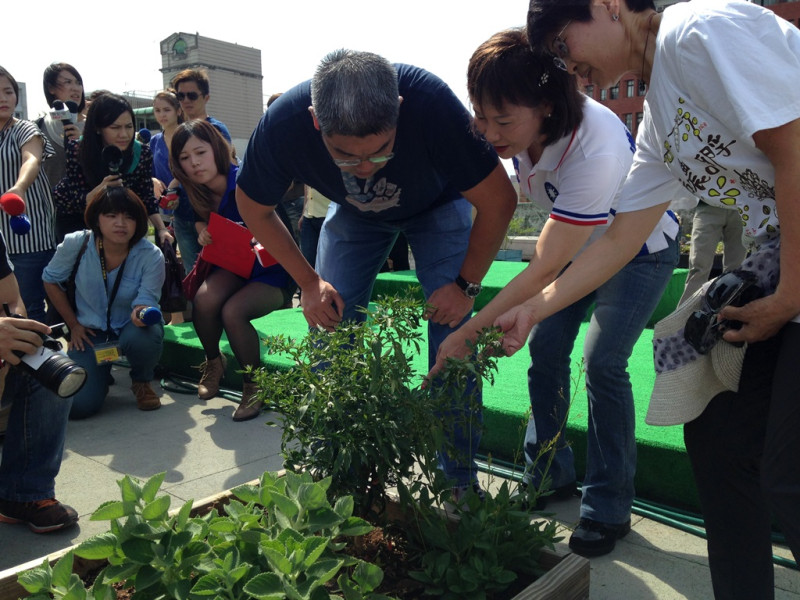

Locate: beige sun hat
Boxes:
[646,287,746,426]
[647,236,780,426]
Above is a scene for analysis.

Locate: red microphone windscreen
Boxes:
[0,193,26,217]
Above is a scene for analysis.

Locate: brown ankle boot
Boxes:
[233,381,261,422]
[197,355,227,400]
[131,382,161,411]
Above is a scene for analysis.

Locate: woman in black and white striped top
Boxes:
[0,66,57,323]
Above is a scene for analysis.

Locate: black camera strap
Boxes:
[97,239,128,332]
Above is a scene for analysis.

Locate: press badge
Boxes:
[94,341,121,364]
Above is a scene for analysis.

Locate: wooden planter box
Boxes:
[0,482,589,600]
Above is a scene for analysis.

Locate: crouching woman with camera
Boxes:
[43,186,165,419]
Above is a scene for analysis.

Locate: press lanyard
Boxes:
[98,238,128,332]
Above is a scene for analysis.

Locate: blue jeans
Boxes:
[316,199,480,486]
[525,236,679,523]
[67,321,164,419]
[0,370,72,501]
[173,215,201,275]
[9,249,55,324]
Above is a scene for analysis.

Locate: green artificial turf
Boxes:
[159,263,700,510]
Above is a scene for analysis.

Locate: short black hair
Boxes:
[84,186,149,247]
[42,62,86,112]
[468,28,584,147]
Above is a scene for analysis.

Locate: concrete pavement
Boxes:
[1,365,798,599]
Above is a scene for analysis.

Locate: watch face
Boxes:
[466,283,482,298]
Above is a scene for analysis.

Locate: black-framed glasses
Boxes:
[176,91,201,101]
[332,153,395,168]
[551,20,572,71]
[684,270,762,354]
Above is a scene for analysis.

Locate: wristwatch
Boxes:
[455,275,482,299]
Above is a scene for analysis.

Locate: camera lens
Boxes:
[15,338,87,398]
[34,354,87,397]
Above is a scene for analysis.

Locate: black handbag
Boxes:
[159,237,187,313]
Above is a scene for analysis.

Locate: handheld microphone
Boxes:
[50,100,80,143]
[49,100,72,123]
[137,306,162,326]
[137,128,151,144]
[0,193,31,235]
[50,100,79,125]
[101,146,123,175]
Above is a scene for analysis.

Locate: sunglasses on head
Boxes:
[684,269,762,354]
[176,92,201,101]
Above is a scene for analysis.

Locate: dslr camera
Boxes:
[3,306,87,398]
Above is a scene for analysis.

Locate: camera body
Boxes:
[6,314,87,398]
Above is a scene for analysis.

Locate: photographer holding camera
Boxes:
[0,228,78,533]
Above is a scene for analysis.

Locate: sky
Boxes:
[8,0,530,117]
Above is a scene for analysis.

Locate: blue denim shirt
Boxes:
[43,231,165,334]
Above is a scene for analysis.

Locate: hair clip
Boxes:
[539,71,550,87]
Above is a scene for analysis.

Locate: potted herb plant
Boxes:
[250,294,589,598]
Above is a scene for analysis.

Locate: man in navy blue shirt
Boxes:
[237,49,517,495]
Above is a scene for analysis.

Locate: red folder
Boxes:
[202,213,255,278]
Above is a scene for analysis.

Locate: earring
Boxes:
[612,13,619,21]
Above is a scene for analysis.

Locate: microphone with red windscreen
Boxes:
[0,193,31,235]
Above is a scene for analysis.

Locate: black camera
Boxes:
[684,270,763,354]
[3,308,87,398]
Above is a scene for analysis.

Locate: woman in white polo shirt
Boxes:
[516,1,800,597]
[432,27,679,557]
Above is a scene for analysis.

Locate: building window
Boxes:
[638,80,647,96]
[624,113,633,130]
[626,79,635,98]
[584,84,594,98]
[600,88,608,101]
[610,84,619,100]
[636,112,644,127]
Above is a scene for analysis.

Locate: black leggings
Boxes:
[192,268,288,377]
[684,322,800,600]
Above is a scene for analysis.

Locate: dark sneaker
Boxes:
[512,481,578,512]
[0,498,79,533]
[568,517,631,557]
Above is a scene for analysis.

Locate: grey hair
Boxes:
[311,49,400,137]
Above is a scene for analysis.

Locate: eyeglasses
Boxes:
[551,20,572,72]
[683,270,762,354]
[176,92,201,101]
[332,153,395,168]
